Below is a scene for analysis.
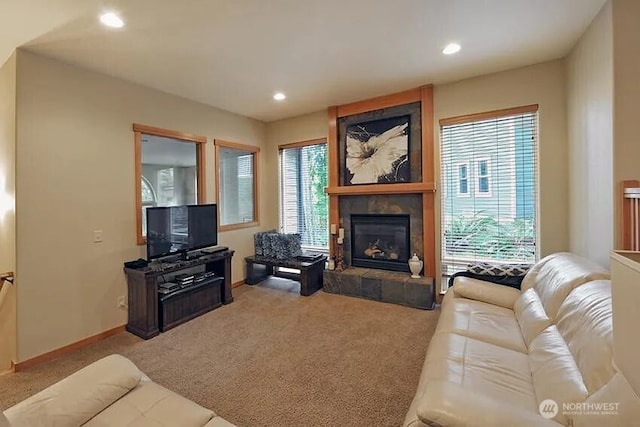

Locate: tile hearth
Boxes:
[323,268,434,310]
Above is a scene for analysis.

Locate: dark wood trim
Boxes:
[14,325,126,372]
[439,104,539,126]
[278,138,326,150]
[337,88,422,118]
[232,280,245,288]
[132,123,206,143]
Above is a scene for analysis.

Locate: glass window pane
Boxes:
[440,111,538,272]
[141,134,198,237]
[279,143,328,249]
[219,146,256,226]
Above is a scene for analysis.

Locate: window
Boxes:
[215,140,259,230]
[440,105,538,283]
[475,158,491,196]
[279,140,329,250]
[456,162,469,196]
[134,124,206,245]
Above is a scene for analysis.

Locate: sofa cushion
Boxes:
[556,280,615,395]
[84,380,214,427]
[415,381,563,427]
[438,291,526,353]
[521,252,609,319]
[5,354,142,427]
[514,288,552,346]
[422,333,537,409]
[204,417,237,427]
[529,326,589,425]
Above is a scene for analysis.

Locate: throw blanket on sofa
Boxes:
[447,262,531,289]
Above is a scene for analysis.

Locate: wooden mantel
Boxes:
[325,182,436,196]
[326,85,436,281]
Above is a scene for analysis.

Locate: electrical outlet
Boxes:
[118,296,127,309]
[93,230,103,243]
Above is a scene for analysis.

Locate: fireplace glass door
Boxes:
[350,214,410,272]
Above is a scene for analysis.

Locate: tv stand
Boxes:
[124,249,234,339]
[181,251,202,261]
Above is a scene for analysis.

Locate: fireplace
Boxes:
[350,214,410,272]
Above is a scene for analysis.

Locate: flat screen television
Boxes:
[146,204,218,260]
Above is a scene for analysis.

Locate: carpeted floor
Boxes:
[0,280,440,427]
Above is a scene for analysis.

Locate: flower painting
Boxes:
[344,115,410,185]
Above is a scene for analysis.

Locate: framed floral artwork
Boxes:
[344,115,410,185]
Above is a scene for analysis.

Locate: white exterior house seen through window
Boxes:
[476,158,491,196]
[457,163,469,196]
[440,106,539,280]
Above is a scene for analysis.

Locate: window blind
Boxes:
[279,142,329,250]
[440,107,539,280]
[219,147,255,226]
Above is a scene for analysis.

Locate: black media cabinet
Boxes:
[124,249,234,339]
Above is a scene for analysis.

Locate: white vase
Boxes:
[408,253,423,278]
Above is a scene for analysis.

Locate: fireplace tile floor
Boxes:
[323,267,434,310]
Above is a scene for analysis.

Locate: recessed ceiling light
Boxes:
[100,12,125,28]
[273,92,286,101]
[442,43,461,55]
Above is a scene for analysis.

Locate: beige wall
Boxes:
[0,52,17,370]
[14,50,267,361]
[262,61,569,290]
[612,0,640,248]
[264,111,328,230]
[567,2,613,267]
[434,60,568,285]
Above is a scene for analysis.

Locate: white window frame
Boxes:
[456,161,470,197]
[475,157,492,197]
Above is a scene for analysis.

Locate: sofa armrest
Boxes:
[452,276,521,309]
[5,354,142,427]
[416,381,562,427]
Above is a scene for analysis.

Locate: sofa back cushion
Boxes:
[5,354,141,427]
[514,288,552,346]
[521,252,609,320]
[556,280,615,395]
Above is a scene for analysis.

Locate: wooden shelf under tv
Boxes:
[123,249,234,339]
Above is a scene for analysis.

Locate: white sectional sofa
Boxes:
[404,252,640,427]
[2,354,235,427]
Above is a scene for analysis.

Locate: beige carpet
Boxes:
[0,280,440,427]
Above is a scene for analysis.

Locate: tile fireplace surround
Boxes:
[324,86,436,309]
[323,268,435,309]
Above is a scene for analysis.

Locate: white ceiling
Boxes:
[2,0,606,122]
